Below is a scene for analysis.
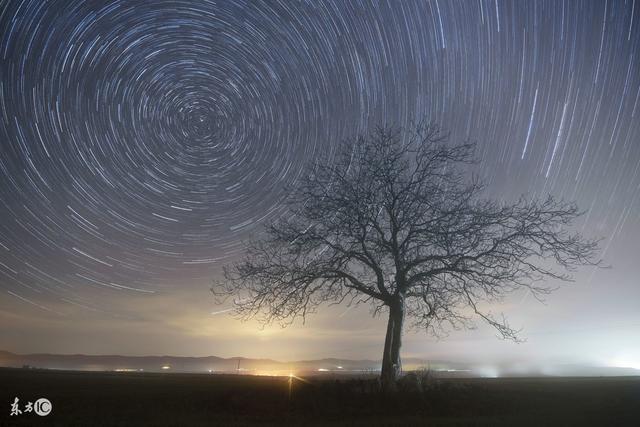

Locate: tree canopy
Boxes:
[215,123,602,389]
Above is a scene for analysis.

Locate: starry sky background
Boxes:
[1,0,639,368]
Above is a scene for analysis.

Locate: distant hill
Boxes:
[1,350,638,377]
[0,350,445,374]
[0,350,383,374]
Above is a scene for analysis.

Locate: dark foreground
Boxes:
[1,368,639,426]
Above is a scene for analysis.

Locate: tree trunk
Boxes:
[380,298,404,392]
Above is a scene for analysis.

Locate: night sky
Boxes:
[1,0,639,369]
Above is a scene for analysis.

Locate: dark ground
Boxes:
[0,368,639,426]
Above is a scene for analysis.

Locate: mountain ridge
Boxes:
[2,350,639,377]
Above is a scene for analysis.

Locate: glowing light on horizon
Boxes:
[608,356,640,371]
[0,0,638,369]
[476,366,500,378]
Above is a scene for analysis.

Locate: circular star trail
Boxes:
[0,0,639,315]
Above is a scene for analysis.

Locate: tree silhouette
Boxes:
[215,123,602,391]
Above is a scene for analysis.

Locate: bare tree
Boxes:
[215,123,602,391]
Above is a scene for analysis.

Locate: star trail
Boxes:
[0,0,639,361]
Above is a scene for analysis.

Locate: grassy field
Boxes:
[0,367,639,426]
